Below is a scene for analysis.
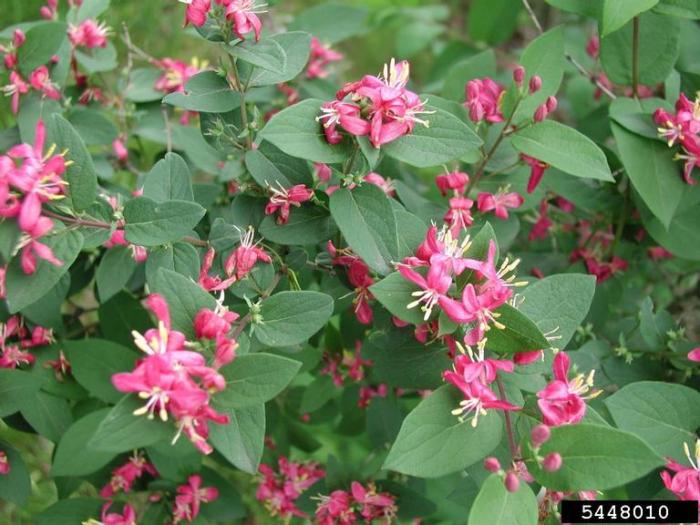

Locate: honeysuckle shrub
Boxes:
[0,0,699,523]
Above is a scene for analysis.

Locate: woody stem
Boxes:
[496,376,518,461]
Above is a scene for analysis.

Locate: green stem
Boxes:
[632,16,640,98]
[609,176,631,257]
[496,377,519,462]
[227,54,252,149]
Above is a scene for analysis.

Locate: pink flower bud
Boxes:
[531,424,551,447]
[533,104,548,122]
[529,75,542,94]
[13,29,26,47]
[513,66,525,87]
[546,95,558,112]
[40,6,53,19]
[484,457,501,473]
[504,472,520,493]
[543,452,563,472]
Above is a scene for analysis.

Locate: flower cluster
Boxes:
[112,294,236,454]
[1,30,61,114]
[155,58,204,95]
[0,315,53,368]
[318,59,431,148]
[655,93,700,184]
[172,474,219,524]
[1,119,68,274]
[256,457,325,519]
[315,482,397,525]
[84,502,137,525]
[307,37,343,79]
[68,19,111,49]
[569,220,628,282]
[184,0,266,41]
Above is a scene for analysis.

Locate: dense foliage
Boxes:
[0,0,699,524]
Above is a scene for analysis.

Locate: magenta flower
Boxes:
[465,78,505,123]
[68,19,111,49]
[537,352,599,426]
[264,182,313,224]
[100,453,158,498]
[154,58,203,94]
[29,66,60,101]
[318,100,371,144]
[223,226,272,281]
[85,502,137,525]
[193,306,238,340]
[184,0,211,27]
[307,37,343,79]
[661,440,700,508]
[444,196,474,237]
[0,451,9,476]
[529,199,552,241]
[688,348,700,362]
[398,258,452,321]
[364,172,395,196]
[436,170,469,196]
[477,190,524,220]
[256,457,325,519]
[2,71,29,114]
[223,0,265,41]
[172,474,219,524]
[521,153,549,193]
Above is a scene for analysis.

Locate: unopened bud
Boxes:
[529,75,542,94]
[13,29,26,47]
[484,457,501,473]
[546,95,558,112]
[531,424,551,447]
[504,471,520,493]
[513,66,525,87]
[543,452,563,472]
[533,104,548,122]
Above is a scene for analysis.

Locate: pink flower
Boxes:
[648,246,673,261]
[316,490,354,525]
[112,137,128,163]
[514,350,543,366]
[223,0,265,42]
[318,100,370,144]
[257,457,325,518]
[100,453,158,498]
[0,451,9,475]
[155,58,203,94]
[661,440,700,509]
[307,37,343,79]
[521,154,549,193]
[172,474,219,524]
[199,248,237,291]
[184,0,211,27]
[436,170,469,196]
[586,36,600,59]
[465,78,505,123]
[265,183,313,224]
[68,19,110,48]
[529,199,552,241]
[678,135,700,185]
[2,71,30,114]
[537,352,599,426]
[688,348,700,362]
[314,162,332,182]
[350,482,397,522]
[398,259,452,321]
[194,304,238,341]
[223,226,272,281]
[364,172,395,196]
[477,190,523,220]
[89,503,137,525]
[444,196,473,236]
[29,66,61,100]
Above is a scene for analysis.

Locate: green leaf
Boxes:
[487,304,549,354]
[242,32,312,87]
[0,446,31,506]
[511,121,614,182]
[255,291,334,347]
[502,27,565,122]
[67,108,118,146]
[36,499,103,525]
[289,3,368,44]
[51,408,114,476]
[260,99,352,163]
[20,391,73,443]
[468,0,522,45]
[123,197,206,246]
[99,292,152,347]
[151,269,217,338]
[367,397,404,449]
[601,12,680,85]
[300,375,337,413]
[96,246,138,302]
[383,106,482,168]
[442,50,497,102]
[217,353,301,408]
[601,0,660,36]
[226,37,286,72]
[524,424,664,491]
[611,99,684,228]
[605,381,700,458]
[63,339,140,403]
[142,153,194,202]
[468,475,538,525]
[125,68,163,102]
[48,114,98,211]
[641,200,700,259]
[0,369,44,417]
[75,43,117,73]
[370,271,426,325]
[89,396,173,453]
[244,141,313,187]
[518,274,596,350]
[209,404,265,474]
[163,71,241,113]
[145,242,200,286]
[384,386,502,478]
[546,0,603,18]
[363,331,451,390]
[5,228,83,313]
[259,207,337,246]
[17,22,68,75]
[70,0,110,23]
[329,183,399,275]
[655,0,700,18]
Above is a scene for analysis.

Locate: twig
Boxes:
[520,0,617,100]
[226,54,252,149]
[43,210,209,247]
[496,377,518,461]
